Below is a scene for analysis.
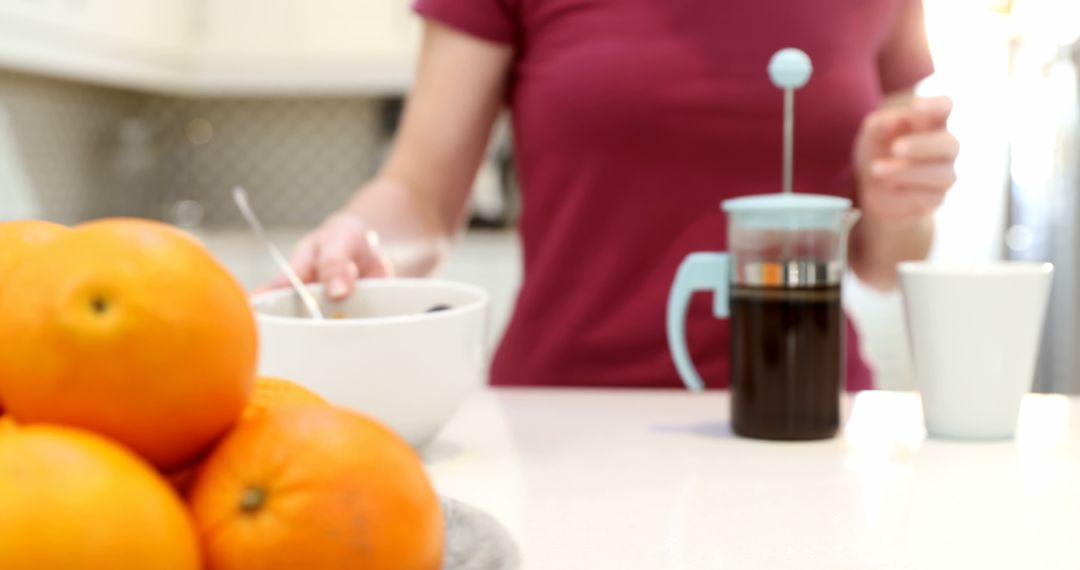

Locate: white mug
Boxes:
[898,262,1054,439]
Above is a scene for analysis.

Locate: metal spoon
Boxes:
[232,186,325,320]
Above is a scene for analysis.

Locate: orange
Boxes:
[168,377,327,497]
[243,376,327,421]
[189,406,444,570]
[0,423,201,570]
[0,219,69,287]
[0,218,257,470]
[0,219,68,415]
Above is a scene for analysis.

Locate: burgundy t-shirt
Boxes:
[415,0,934,390]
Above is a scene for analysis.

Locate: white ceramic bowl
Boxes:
[250,279,490,448]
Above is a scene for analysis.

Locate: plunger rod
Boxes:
[783,88,794,194]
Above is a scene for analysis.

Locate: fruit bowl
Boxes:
[442,496,520,570]
[250,279,489,448]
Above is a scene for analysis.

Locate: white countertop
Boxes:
[427,389,1080,569]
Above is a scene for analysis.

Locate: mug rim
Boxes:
[250,278,489,327]
[897,261,1054,276]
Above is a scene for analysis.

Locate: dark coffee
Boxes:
[730,285,843,440]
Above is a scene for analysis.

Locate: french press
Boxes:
[666,49,860,440]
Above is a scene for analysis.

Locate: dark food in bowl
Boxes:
[323,304,453,320]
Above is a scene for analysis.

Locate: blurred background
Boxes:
[0,0,1077,391]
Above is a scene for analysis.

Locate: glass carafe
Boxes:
[666,194,859,440]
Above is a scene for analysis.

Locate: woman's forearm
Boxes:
[333,21,513,278]
[849,214,934,290]
[268,22,512,293]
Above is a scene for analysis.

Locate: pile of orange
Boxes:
[0,219,444,570]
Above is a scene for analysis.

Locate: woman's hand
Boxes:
[265,212,393,300]
[854,95,958,223]
[848,95,959,290]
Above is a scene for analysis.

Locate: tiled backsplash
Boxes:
[0,69,389,226]
[0,70,140,223]
[142,96,387,226]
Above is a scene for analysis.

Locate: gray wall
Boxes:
[0,69,389,227]
[0,70,139,223]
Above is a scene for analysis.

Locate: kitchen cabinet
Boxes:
[302,0,417,60]
[0,0,190,52]
[194,0,420,94]
[198,0,416,60]
[0,0,191,91]
[0,0,421,95]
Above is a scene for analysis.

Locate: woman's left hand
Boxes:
[854,95,959,223]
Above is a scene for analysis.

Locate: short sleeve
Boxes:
[877,0,934,94]
[414,0,519,45]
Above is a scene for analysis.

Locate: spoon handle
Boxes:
[232,187,325,320]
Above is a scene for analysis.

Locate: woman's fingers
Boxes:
[871,158,957,190]
[316,224,365,300]
[910,96,953,130]
[891,129,959,162]
[357,229,394,278]
[263,274,290,290]
[365,252,395,278]
[860,96,953,150]
[859,106,913,155]
[872,185,948,220]
[856,96,957,224]
[261,213,391,300]
[897,187,947,216]
[263,236,318,291]
[287,236,320,282]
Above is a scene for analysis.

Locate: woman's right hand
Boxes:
[266,211,393,300]
[264,21,513,300]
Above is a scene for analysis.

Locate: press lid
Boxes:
[723,193,850,212]
[721,193,852,230]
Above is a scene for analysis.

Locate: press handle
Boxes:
[665,253,730,391]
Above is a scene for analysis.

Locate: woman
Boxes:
[271,0,958,390]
